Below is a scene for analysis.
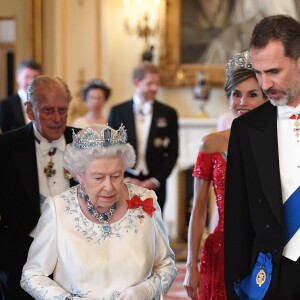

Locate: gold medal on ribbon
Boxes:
[44,148,57,178]
[64,168,72,180]
[162,137,170,148]
[256,268,266,287]
[153,138,163,148]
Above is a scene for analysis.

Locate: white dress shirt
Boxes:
[33,124,69,210]
[277,104,300,261]
[132,96,153,176]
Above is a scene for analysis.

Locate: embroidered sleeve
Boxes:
[192,152,214,180]
[21,198,73,300]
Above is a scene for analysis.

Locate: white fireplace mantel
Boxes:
[178,118,218,169]
[163,118,217,241]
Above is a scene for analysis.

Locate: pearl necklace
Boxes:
[79,187,118,236]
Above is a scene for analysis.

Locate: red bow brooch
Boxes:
[126,194,156,217]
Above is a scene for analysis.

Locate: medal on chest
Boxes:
[44,148,57,177]
[290,114,300,141]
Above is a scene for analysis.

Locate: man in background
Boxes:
[0,59,42,132]
[0,75,79,300]
[108,61,178,213]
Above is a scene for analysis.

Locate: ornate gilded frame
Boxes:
[159,0,225,87]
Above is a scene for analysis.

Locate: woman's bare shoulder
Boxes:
[199,129,230,153]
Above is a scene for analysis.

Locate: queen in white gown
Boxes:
[21,124,177,300]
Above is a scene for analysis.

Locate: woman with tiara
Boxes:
[183,51,267,299]
[72,79,111,128]
[21,124,176,300]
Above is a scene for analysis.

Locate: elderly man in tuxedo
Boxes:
[224,15,300,299]
[0,59,42,133]
[108,62,178,213]
[0,75,79,300]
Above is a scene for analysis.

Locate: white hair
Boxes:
[64,125,136,180]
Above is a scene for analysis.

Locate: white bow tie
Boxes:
[136,102,152,116]
[37,138,66,156]
[278,105,300,120]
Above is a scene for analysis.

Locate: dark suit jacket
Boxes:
[0,93,26,132]
[108,99,179,209]
[224,101,285,299]
[0,123,78,299]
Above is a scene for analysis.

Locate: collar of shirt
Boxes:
[33,124,66,154]
[277,103,300,120]
[18,89,27,105]
[133,95,153,115]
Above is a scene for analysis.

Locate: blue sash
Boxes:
[283,186,300,244]
[234,252,272,300]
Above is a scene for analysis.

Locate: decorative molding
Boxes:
[69,68,87,123]
[178,118,217,169]
[60,0,68,79]
[95,0,101,78]
[165,117,217,241]
[27,0,43,64]
[0,43,15,98]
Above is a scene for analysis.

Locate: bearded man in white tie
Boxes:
[0,75,79,300]
[108,62,178,213]
[224,15,300,300]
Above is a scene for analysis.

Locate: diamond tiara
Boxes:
[72,124,127,149]
[225,50,252,78]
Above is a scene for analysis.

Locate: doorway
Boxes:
[0,18,16,99]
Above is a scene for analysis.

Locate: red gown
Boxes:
[192,152,227,300]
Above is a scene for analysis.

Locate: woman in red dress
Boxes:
[183,51,267,300]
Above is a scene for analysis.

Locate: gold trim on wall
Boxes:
[0,42,15,99]
[159,0,225,87]
[60,0,68,80]
[28,0,43,64]
[95,0,101,78]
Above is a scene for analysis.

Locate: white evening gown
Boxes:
[21,183,176,300]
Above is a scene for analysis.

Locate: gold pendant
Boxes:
[256,268,266,287]
[44,159,56,177]
[293,127,300,137]
[64,168,72,180]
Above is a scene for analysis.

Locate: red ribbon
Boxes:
[126,194,156,217]
[290,114,300,119]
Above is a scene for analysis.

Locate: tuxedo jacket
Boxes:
[224,101,285,299]
[0,93,26,132]
[108,99,179,206]
[0,123,78,299]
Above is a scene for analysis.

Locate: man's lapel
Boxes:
[126,100,137,150]
[147,101,158,149]
[248,102,284,225]
[14,124,40,212]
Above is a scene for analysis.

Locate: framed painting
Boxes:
[159,0,259,87]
